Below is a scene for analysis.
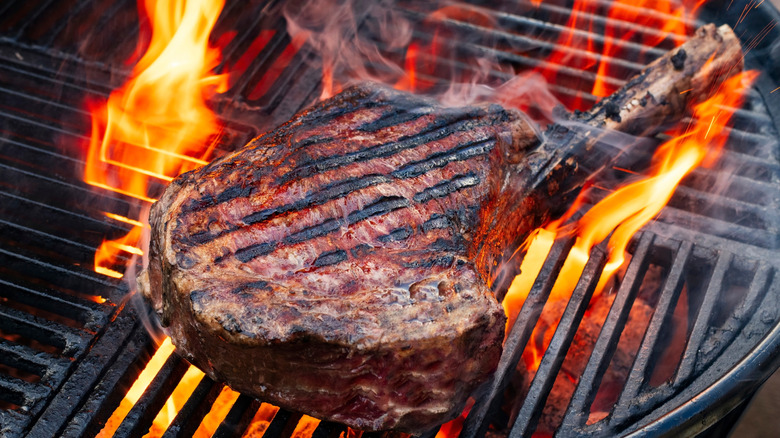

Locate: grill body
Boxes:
[0,1,779,437]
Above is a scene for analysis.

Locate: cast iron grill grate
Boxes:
[0,0,778,437]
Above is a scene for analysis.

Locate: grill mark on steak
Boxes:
[224,172,483,265]
[276,109,500,185]
[185,174,395,246]
[178,108,498,223]
[299,206,465,270]
[242,174,393,226]
[314,249,350,267]
[377,226,414,243]
[390,139,495,179]
[234,242,276,263]
[232,195,411,263]
[421,214,453,231]
[288,102,433,151]
[183,136,495,248]
[355,107,433,132]
[413,173,481,203]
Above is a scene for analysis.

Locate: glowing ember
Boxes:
[84,0,228,278]
[503,70,758,371]
[292,416,322,438]
[190,386,242,437]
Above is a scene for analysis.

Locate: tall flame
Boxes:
[503,70,758,371]
[84,0,228,278]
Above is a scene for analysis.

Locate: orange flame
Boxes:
[503,70,758,372]
[85,0,228,278]
[97,336,268,437]
[591,0,704,98]
[536,0,702,110]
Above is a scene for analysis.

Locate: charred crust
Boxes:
[350,243,373,258]
[604,101,622,122]
[420,214,452,232]
[176,252,196,269]
[377,226,414,243]
[313,249,349,267]
[671,48,687,70]
[401,254,455,269]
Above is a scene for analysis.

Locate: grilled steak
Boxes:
[138,24,743,433]
[141,85,533,431]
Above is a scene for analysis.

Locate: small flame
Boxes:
[503,70,758,371]
[84,0,228,278]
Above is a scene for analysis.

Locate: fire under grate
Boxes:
[0,0,779,437]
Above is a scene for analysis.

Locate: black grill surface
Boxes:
[0,0,779,437]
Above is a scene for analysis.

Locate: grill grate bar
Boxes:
[0,373,51,410]
[211,395,264,438]
[228,22,290,98]
[0,217,108,262]
[37,0,94,48]
[526,0,695,39]
[0,56,113,98]
[0,243,118,289]
[401,10,655,75]
[53,311,151,438]
[265,409,304,438]
[0,1,19,20]
[215,0,282,70]
[0,83,94,124]
[669,185,776,230]
[610,240,693,424]
[508,247,607,438]
[311,420,347,438]
[558,232,655,431]
[256,48,321,114]
[161,375,222,438]
[654,206,779,251]
[706,150,780,183]
[674,251,733,384]
[0,106,89,142]
[113,353,190,438]
[461,237,574,438]
[0,277,105,328]
[695,261,774,368]
[681,168,779,207]
[0,338,70,381]
[75,0,136,63]
[8,0,58,41]
[0,171,139,224]
[0,305,91,357]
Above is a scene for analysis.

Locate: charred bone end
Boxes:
[585,24,744,135]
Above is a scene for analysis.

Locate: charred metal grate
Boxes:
[0,0,779,437]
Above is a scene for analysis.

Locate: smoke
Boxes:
[281,0,566,122]
[283,0,413,99]
[122,204,169,346]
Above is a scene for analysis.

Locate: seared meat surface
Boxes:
[140,84,538,431]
